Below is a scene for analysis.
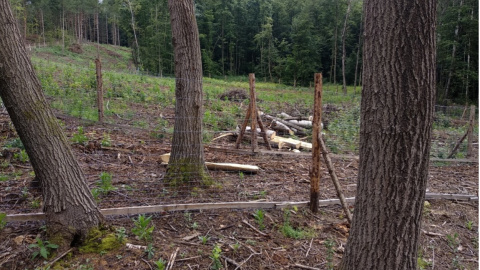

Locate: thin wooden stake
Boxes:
[249,74,258,152]
[467,105,475,158]
[257,113,272,150]
[95,57,104,122]
[319,135,353,223]
[447,130,469,159]
[235,106,252,149]
[235,73,272,151]
[310,73,323,213]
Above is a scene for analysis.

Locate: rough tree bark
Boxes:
[165,0,208,187]
[0,0,104,246]
[339,0,436,269]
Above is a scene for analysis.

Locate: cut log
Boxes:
[270,120,295,135]
[235,134,290,150]
[264,114,307,135]
[271,136,312,150]
[238,126,276,139]
[206,162,259,173]
[288,120,313,128]
[277,112,292,119]
[160,153,259,173]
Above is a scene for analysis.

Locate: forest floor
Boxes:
[0,108,478,270]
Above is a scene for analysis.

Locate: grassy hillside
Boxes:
[30,43,361,145]
[28,43,474,158]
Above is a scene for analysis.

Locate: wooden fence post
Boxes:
[467,105,475,158]
[249,74,258,152]
[310,73,323,213]
[95,57,104,122]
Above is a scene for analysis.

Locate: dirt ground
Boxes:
[0,109,478,270]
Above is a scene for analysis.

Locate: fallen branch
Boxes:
[45,248,74,268]
[319,135,352,223]
[422,230,443,237]
[221,255,242,268]
[242,219,268,237]
[166,247,180,270]
[175,255,202,262]
[126,243,146,250]
[141,258,153,270]
[293,263,320,270]
[447,130,469,158]
[305,238,314,257]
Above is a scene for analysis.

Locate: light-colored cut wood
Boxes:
[160,153,259,172]
[271,136,312,150]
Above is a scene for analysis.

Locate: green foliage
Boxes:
[145,243,155,259]
[465,221,474,231]
[29,237,59,259]
[101,133,112,147]
[210,245,222,270]
[132,214,155,242]
[72,126,88,145]
[14,149,29,163]
[91,188,101,202]
[446,233,460,249]
[253,209,265,231]
[30,198,41,209]
[324,239,335,270]
[115,227,127,242]
[199,235,210,245]
[97,172,116,195]
[154,258,167,270]
[326,104,360,154]
[280,209,315,239]
[417,249,432,270]
[0,213,6,230]
[191,222,199,230]
[231,242,240,253]
[4,138,24,149]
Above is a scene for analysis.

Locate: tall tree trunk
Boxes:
[341,0,353,95]
[0,0,104,247]
[353,12,363,94]
[340,0,436,269]
[165,0,208,187]
[105,13,108,44]
[112,19,117,46]
[40,9,46,46]
[62,7,65,53]
[126,0,141,68]
[333,2,339,92]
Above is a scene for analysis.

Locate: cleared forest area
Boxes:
[0,43,477,269]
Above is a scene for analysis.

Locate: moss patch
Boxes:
[79,227,125,254]
[165,160,212,187]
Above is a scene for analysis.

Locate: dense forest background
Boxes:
[7,0,479,104]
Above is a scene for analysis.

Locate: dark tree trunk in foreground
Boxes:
[0,0,104,246]
[166,0,208,187]
[340,0,436,269]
